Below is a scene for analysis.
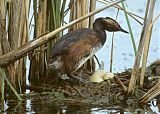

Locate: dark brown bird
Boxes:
[49,17,128,81]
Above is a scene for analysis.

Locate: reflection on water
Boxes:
[1,95,160,114]
[26,100,35,114]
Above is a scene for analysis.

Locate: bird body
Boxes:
[49,17,128,80]
[50,28,105,74]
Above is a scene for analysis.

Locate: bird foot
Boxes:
[69,74,90,84]
[55,70,89,83]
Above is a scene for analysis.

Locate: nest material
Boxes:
[28,66,158,105]
[21,60,160,113]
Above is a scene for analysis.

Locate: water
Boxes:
[1,0,160,113]
[1,97,160,113]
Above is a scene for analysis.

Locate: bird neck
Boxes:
[93,19,105,31]
[93,19,106,45]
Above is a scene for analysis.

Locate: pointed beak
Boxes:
[120,28,129,34]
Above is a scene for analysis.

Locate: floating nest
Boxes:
[26,60,160,111]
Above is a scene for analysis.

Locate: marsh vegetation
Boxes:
[0,0,160,113]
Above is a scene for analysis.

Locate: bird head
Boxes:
[97,17,129,33]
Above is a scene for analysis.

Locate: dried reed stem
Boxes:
[110,9,119,72]
[97,0,144,24]
[140,14,160,87]
[88,0,96,72]
[128,0,155,94]
[114,76,127,92]
[140,81,160,104]
[89,0,96,28]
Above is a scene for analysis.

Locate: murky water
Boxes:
[1,95,160,113]
[1,0,160,113]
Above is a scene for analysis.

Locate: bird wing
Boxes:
[51,28,99,58]
[61,35,101,73]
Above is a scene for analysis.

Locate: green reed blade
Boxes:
[121,2,137,56]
